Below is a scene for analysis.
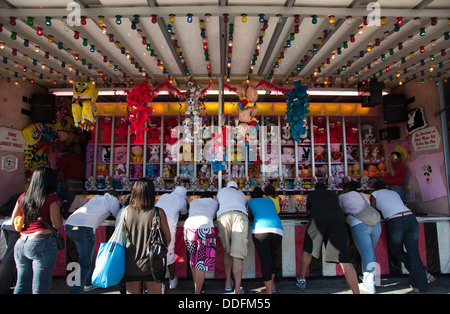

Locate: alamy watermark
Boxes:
[366,2,381,26]
[66,262,81,287]
[66,1,81,26]
[64,2,382,27]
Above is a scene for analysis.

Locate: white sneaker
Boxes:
[83,285,98,292]
[169,277,178,290]
[161,283,165,294]
[358,283,375,294]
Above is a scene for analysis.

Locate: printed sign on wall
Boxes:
[1,154,18,172]
[0,127,26,153]
[411,126,441,152]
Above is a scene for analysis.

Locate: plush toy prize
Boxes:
[125,81,154,144]
[285,81,310,142]
[72,78,98,130]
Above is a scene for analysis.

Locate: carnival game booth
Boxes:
[0,1,449,281]
[49,89,449,279]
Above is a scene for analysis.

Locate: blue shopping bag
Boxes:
[91,207,127,288]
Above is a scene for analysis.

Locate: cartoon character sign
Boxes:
[72,78,98,130]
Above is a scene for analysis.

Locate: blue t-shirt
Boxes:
[248,198,283,236]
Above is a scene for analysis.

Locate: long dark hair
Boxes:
[251,186,264,198]
[343,180,360,192]
[129,178,155,211]
[264,184,277,198]
[21,167,58,224]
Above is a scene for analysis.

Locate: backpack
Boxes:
[147,207,167,282]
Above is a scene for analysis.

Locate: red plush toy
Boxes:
[345,125,359,144]
[329,121,343,143]
[125,81,154,145]
[163,117,178,145]
[115,118,128,143]
[101,117,112,143]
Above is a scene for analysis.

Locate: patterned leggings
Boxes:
[184,227,216,271]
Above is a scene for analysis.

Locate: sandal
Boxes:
[427,273,435,284]
[225,281,235,292]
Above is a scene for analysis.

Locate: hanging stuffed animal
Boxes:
[285,81,310,142]
[125,81,154,144]
[72,78,98,130]
[234,83,260,147]
[184,79,202,117]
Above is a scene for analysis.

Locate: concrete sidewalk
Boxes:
[48,274,450,294]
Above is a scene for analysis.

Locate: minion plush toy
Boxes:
[72,78,98,130]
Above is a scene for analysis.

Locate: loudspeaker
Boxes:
[31,94,56,123]
[358,79,385,107]
[383,94,407,124]
[379,126,400,141]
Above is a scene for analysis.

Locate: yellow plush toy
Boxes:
[72,78,98,130]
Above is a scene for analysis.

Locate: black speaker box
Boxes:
[31,94,56,123]
[358,79,385,107]
[379,126,400,141]
[383,94,408,124]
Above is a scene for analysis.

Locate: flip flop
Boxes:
[225,281,235,292]
[427,273,436,284]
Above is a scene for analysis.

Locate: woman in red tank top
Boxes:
[11,167,62,294]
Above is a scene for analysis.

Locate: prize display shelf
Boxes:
[85,103,386,216]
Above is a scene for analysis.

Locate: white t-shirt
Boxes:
[216,187,248,217]
[66,193,120,230]
[155,192,188,232]
[184,198,219,229]
[339,191,370,226]
[371,189,410,219]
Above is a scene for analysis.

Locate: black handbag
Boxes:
[38,217,65,251]
[147,207,167,282]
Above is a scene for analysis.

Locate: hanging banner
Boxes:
[411,126,441,152]
[0,127,26,153]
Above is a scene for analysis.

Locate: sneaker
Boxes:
[169,277,178,290]
[358,283,375,294]
[296,276,306,289]
[83,285,98,292]
[161,283,165,294]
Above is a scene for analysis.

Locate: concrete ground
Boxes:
[47,274,450,295]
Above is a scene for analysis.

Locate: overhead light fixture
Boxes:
[51,88,389,97]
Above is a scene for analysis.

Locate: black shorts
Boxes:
[303,219,351,264]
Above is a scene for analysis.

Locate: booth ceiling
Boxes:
[0,0,449,92]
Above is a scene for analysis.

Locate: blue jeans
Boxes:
[65,225,96,294]
[14,234,58,294]
[386,214,428,290]
[351,222,381,292]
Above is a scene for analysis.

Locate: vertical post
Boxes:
[357,116,363,181]
[218,76,224,190]
[438,81,450,209]
[326,116,331,177]
[342,116,348,179]
[159,116,164,177]
[93,117,99,177]
[310,116,315,180]
[126,123,131,178]
[109,116,115,177]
